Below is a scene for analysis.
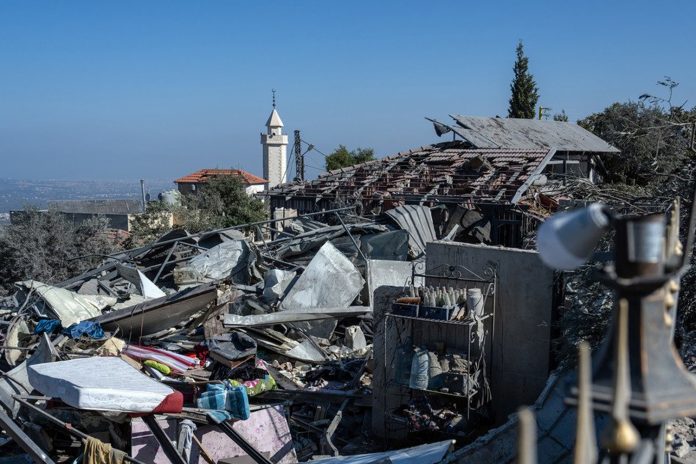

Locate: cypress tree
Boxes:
[508,41,539,119]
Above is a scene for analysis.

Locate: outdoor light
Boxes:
[537,203,611,270]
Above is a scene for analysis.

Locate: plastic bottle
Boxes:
[409,347,430,390]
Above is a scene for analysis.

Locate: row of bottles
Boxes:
[405,285,485,318]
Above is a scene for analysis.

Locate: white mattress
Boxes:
[28,357,176,412]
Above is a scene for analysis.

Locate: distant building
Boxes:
[261,105,288,189]
[173,169,268,196]
[9,199,170,233]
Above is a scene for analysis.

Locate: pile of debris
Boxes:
[0,206,458,463]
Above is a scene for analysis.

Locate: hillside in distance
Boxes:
[0,178,174,213]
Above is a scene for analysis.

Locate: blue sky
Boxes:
[1,1,694,181]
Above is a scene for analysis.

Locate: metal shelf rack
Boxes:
[380,264,496,441]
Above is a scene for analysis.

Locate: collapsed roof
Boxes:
[269,141,554,206]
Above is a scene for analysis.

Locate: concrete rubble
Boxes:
[3,185,695,464]
[0,206,478,463]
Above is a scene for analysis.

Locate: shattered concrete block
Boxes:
[672,436,691,458]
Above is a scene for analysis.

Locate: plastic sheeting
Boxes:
[174,240,253,286]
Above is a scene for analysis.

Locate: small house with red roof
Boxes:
[174,169,268,196]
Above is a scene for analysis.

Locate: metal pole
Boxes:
[121,207,357,259]
[13,396,148,464]
[0,411,56,464]
[153,243,177,284]
[140,179,146,212]
[294,130,303,181]
[142,415,188,464]
[334,211,368,262]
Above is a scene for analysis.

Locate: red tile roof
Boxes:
[174,169,267,185]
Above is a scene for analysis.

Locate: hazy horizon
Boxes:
[2,0,695,181]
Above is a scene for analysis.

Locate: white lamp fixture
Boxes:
[537,203,610,270]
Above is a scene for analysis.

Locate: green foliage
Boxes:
[125,201,173,247]
[178,175,267,233]
[553,110,569,122]
[508,41,539,119]
[578,101,695,186]
[325,145,375,171]
[0,210,119,295]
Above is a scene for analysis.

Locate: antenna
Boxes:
[272,89,276,109]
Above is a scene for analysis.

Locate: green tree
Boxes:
[178,174,267,232]
[0,210,119,294]
[553,110,569,122]
[126,201,174,247]
[325,145,375,171]
[508,41,539,119]
[578,101,695,186]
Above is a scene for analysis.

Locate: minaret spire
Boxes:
[261,92,288,189]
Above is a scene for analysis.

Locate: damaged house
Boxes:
[268,116,619,248]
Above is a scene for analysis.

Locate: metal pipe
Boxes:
[140,179,146,213]
[0,411,56,463]
[142,415,187,464]
[124,206,357,258]
[334,211,368,262]
[13,396,148,464]
[153,243,178,284]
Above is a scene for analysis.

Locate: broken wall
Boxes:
[426,242,554,421]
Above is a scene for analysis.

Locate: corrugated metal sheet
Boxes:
[386,205,437,255]
[450,115,620,153]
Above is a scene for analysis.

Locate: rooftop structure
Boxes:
[47,199,143,215]
[446,115,620,153]
[174,168,268,196]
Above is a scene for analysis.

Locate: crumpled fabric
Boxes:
[197,382,250,421]
[34,319,62,335]
[83,436,126,464]
[176,419,197,462]
[62,321,105,339]
[228,359,277,396]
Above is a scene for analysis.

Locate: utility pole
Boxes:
[294,130,304,182]
[140,179,146,212]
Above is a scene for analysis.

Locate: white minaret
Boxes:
[261,91,288,189]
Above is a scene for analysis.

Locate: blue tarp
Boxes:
[34,319,104,339]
